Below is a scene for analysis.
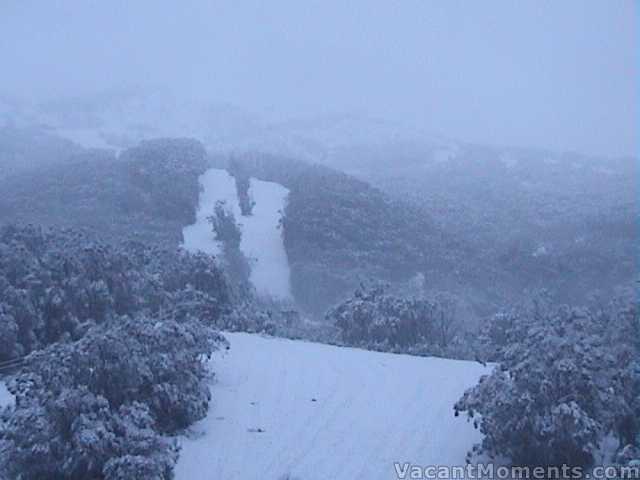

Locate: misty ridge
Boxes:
[0,1,637,480]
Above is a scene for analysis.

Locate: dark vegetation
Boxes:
[228,157,254,216]
[208,200,252,289]
[0,136,207,247]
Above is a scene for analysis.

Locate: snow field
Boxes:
[176,332,491,480]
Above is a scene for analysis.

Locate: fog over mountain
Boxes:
[0,2,638,480]
[1,0,637,157]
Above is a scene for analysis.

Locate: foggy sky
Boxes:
[1,0,637,157]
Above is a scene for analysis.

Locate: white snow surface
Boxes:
[176,332,490,480]
[182,168,292,299]
[241,178,292,299]
[0,382,13,409]
[182,169,238,257]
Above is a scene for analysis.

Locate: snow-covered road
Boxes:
[176,333,490,480]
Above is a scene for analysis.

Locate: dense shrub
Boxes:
[0,224,237,478]
[0,224,231,361]
[0,314,222,479]
[455,291,639,467]
[326,285,465,357]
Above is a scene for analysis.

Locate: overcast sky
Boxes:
[1,0,637,156]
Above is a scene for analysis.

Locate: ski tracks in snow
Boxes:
[176,333,490,480]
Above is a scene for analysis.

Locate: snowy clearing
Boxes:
[182,168,292,299]
[176,333,490,480]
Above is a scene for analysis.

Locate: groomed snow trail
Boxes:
[182,168,292,299]
[240,178,291,299]
[176,333,490,480]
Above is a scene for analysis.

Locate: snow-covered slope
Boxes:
[182,168,292,299]
[241,178,292,299]
[0,382,13,409]
[176,333,490,480]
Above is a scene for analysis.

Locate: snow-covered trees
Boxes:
[455,291,640,467]
[208,200,252,289]
[121,137,208,223]
[0,224,235,478]
[0,224,232,360]
[327,285,464,357]
[0,314,222,479]
[1,137,209,247]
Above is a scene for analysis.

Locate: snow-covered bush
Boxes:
[0,224,232,360]
[0,225,235,478]
[327,285,463,356]
[0,314,221,479]
[455,291,639,467]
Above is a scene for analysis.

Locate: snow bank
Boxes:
[182,168,292,299]
[176,333,490,480]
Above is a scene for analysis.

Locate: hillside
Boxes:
[0,127,454,316]
[1,109,635,317]
[0,137,207,247]
[308,136,637,307]
[176,332,490,480]
[213,153,454,315]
